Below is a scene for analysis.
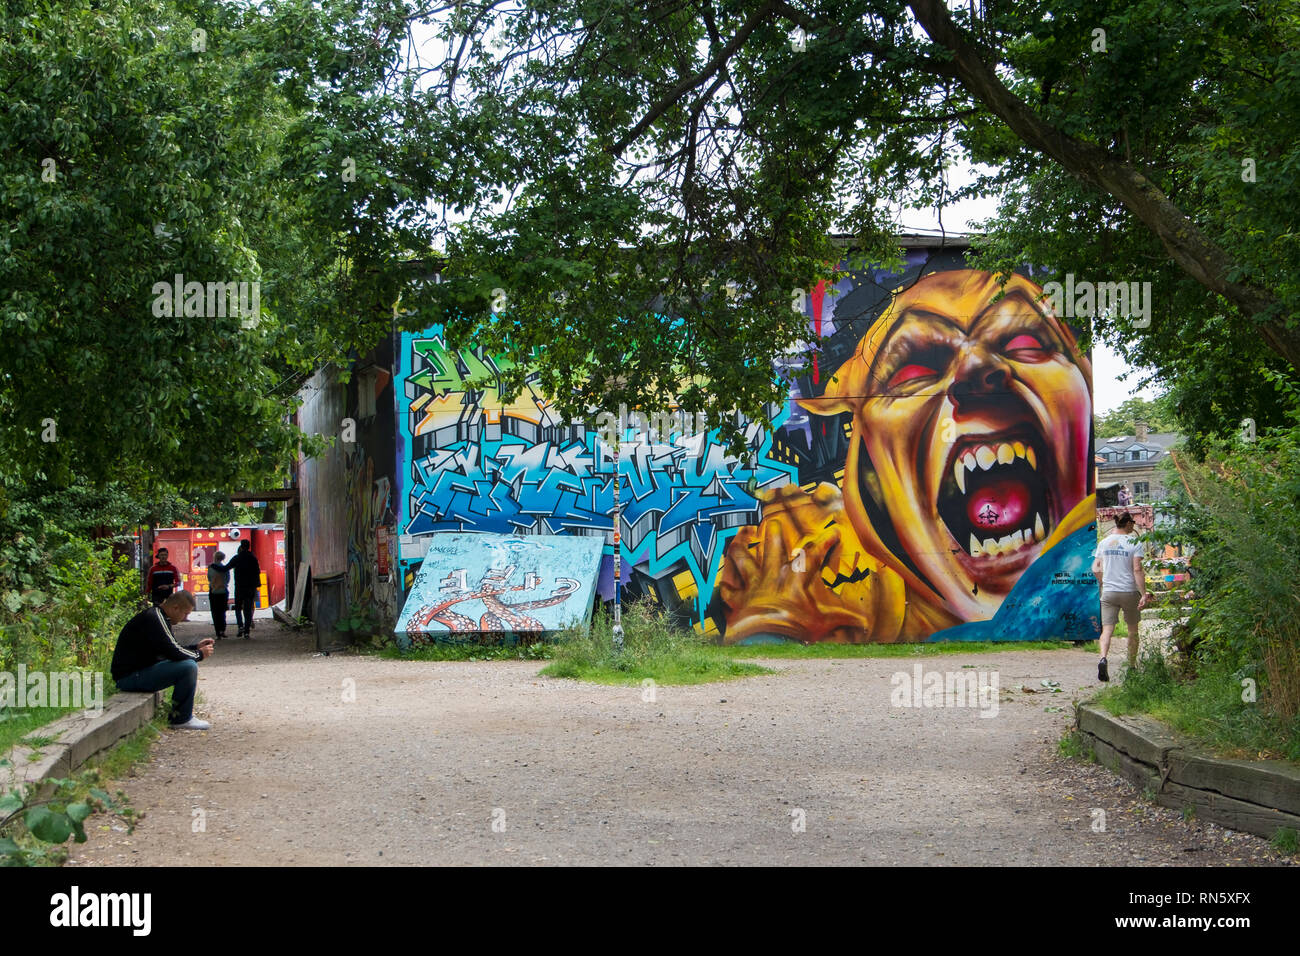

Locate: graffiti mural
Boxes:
[395,332,791,637]
[395,251,1099,643]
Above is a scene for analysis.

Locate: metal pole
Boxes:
[611,422,623,652]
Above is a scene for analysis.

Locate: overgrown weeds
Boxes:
[542,598,770,686]
[1122,405,1300,759]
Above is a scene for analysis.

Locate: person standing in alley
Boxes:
[207,550,232,640]
[228,539,262,639]
[145,548,182,606]
[1092,511,1150,682]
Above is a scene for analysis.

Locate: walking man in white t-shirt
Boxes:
[1092,512,1150,682]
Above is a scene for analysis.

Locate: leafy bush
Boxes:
[1178,419,1300,720]
[0,760,134,866]
[0,526,137,675]
[1136,406,1300,757]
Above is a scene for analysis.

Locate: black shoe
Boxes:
[1098,658,1109,682]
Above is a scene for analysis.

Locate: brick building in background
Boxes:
[1095,420,1182,505]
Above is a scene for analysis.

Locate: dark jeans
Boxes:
[210,590,228,636]
[233,590,255,633]
[116,659,198,724]
[150,586,173,606]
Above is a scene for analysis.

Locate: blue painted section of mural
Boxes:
[926,525,1101,642]
[394,330,797,632]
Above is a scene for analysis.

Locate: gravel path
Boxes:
[69,620,1295,866]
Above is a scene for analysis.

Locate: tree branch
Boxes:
[609,0,776,157]
[907,0,1300,369]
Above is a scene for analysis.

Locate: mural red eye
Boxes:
[888,363,937,388]
[1004,334,1045,355]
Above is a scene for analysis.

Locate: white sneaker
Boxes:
[170,717,211,730]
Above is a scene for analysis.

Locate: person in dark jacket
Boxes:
[227,540,262,639]
[111,590,214,729]
[207,551,231,639]
[145,548,182,606]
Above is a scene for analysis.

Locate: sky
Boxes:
[900,186,1161,415]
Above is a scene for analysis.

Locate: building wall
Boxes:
[296,366,349,580]
[344,335,400,627]
[1097,462,1168,503]
[393,251,1100,643]
[295,344,401,641]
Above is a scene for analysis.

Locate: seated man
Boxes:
[110,590,215,730]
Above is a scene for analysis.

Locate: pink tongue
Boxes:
[967,478,1032,535]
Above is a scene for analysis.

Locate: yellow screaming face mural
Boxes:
[718,269,1095,643]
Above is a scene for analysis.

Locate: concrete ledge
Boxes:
[1,691,160,791]
[1077,702,1300,838]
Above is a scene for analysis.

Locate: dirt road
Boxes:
[70,621,1293,866]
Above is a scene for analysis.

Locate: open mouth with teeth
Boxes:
[937,432,1054,568]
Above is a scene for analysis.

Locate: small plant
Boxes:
[1058,729,1091,760]
[542,598,771,685]
[1270,826,1299,855]
[335,603,386,647]
[1182,804,1196,822]
[0,760,134,866]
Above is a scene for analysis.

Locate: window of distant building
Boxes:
[1130,449,1142,461]
[1134,481,1150,502]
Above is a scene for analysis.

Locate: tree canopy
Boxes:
[417,0,1300,445]
[6,0,1299,506]
[0,0,454,499]
[1093,394,1179,440]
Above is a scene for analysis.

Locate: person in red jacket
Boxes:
[145,548,183,606]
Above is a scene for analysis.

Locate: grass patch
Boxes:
[371,620,1098,674]
[374,641,550,662]
[1092,650,1300,763]
[92,709,167,783]
[541,600,771,686]
[1058,729,1093,761]
[1271,827,1299,855]
[0,707,80,753]
[2,701,168,866]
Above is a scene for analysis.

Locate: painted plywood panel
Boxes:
[395,532,603,638]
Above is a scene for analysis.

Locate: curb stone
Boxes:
[1077,702,1300,839]
[0,691,161,792]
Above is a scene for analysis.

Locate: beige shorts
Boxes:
[1101,590,1140,630]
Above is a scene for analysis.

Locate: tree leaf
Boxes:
[24,806,73,844]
